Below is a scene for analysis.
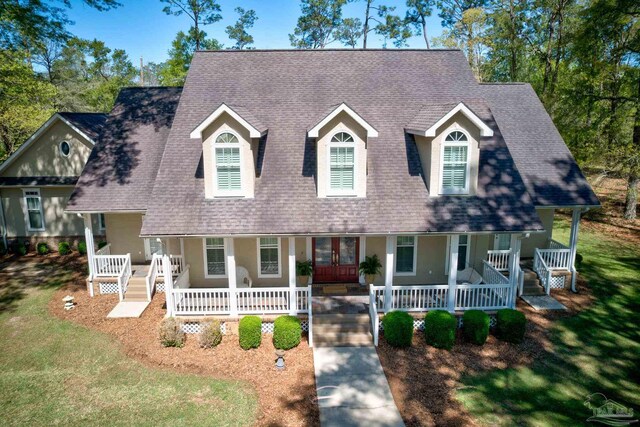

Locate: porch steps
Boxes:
[313,313,373,347]
[521,268,546,296]
[123,277,148,302]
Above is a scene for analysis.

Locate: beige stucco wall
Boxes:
[104,213,147,263]
[414,113,480,196]
[316,112,367,198]
[0,187,101,238]
[201,112,257,199]
[521,208,555,257]
[1,119,93,178]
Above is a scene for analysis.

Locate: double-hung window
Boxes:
[257,237,281,277]
[441,131,469,194]
[214,132,241,194]
[329,132,355,194]
[204,238,226,277]
[395,236,417,275]
[98,213,106,231]
[23,189,44,231]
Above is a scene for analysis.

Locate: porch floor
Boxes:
[313,296,369,315]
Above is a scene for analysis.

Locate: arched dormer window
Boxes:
[328,132,355,194]
[214,131,242,193]
[441,130,469,194]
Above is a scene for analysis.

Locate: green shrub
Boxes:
[16,242,27,256]
[273,315,301,350]
[239,316,262,350]
[576,252,583,267]
[198,320,223,349]
[77,241,87,255]
[58,242,71,255]
[158,317,185,348]
[462,310,490,345]
[424,310,457,350]
[382,311,414,347]
[496,309,526,343]
[97,241,108,250]
[0,241,7,256]
[36,242,49,255]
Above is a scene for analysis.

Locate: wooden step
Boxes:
[312,313,370,325]
[313,322,371,334]
[314,331,373,347]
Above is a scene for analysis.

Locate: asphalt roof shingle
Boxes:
[58,112,107,142]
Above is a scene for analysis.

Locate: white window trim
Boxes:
[59,140,71,157]
[494,233,511,250]
[203,237,227,279]
[22,188,45,232]
[256,237,282,278]
[445,234,471,274]
[440,129,471,195]
[394,235,417,276]
[98,213,106,231]
[144,238,164,261]
[212,129,244,198]
[326,130,357,197]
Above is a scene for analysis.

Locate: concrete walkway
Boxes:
[521,295,568,310]
[107,301,150,318]
[313,346,405,427]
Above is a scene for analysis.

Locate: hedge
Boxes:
[273,315,301,350]
[239,316,262,350]
[462,310,490,345]
[58,242,71,255]
[382,311,413,347]
[36,242,49,255]
[77,241,87,255]
[424,310,457,350]
[496,309,526,343]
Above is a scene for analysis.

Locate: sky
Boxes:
[64,0,446,65]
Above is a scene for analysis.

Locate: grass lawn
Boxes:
[0,262,257,426]
[457,218,640,426]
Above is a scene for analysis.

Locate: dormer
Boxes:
[190,104,267,199]
[406,102,493,197]
[308,103,378,198]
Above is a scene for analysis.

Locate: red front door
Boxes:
[313,237,360,283]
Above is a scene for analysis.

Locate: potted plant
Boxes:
[359,254,382,286]
[296,260,313,286]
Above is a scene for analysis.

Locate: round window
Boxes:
[59,141,70,157]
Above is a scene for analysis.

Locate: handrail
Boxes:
[537,248,571,270]
[369,284,379,346]
[485,249,511,272]
[155,254,184,277]
[548,238,569,250]
[307,287,313,348]
[534,249,552,295]
[116,253,131,302]
[454,283,512,310]
[95,243,111,256]
[482,260,510,285]
[145,253,161,301]
[93,254,129,277]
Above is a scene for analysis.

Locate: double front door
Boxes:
[313,237,360,283]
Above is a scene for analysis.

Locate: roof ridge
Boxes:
[195,48,462,53]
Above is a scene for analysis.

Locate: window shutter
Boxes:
[330,147,354,190]
[443,146,467,191]
[216,147,241,190]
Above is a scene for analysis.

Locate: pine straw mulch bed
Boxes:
[377,277,595,427]
[49,281,319,427]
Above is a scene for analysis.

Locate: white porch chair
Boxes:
[456,267,483,285]
[236,266,253,288]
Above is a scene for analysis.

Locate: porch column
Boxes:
[162,254,174,316]
[508,234,522,308]
[384,235,394,312]
[83,213,96,297]
[226,238,238,316]
[359,236,366,285]
[179,238,185,256]
[447,235,459,313]
[305,237,312,285]
[288,237,297,314]
[568,208,582,292]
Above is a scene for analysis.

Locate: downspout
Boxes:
[0,190,7,251]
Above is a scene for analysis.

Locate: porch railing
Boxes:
[454,283,513,311]
[145,254,161,301]
[369,284,380,346]
[154,254,184,277]
[95,243,111,256]
[534,249,552,295]
[548,238,569,251]
[485,249,511,272]
[379,285,450,312]
[537,248,571,270]
[482,260,510,285]
[93,254,129,277]
[116,255,132,302]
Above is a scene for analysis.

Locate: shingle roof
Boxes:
[140,49,545,236]
[66,87,182,212]
[58,112,107,142]
[0,176,78,186]
[480,83,599,207]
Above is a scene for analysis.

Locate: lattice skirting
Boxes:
[99,282,119,294]
[180,318,308,335]
[156,282,165,293]
[550,275,566,289]
[379,315,496,331]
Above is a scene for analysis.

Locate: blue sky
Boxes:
[64,0,445,64]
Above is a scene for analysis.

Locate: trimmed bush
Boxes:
[424,310,457,350]
[0,241,7,256]
[462,310,490,345]
[58,242,71,255]
[576,252,584,267]
[158,317,185,348]
[98,241,108,250]
[239,316,262,350]
[382,311,414,347]
[273,315,301,350]
[496,309,526,343]
[15,242,27,256]
[37,242,49,255]
[198,320,223,349]
[77,241,87,255]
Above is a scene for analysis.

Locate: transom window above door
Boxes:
[214,131,242,194]
[328,131,356,195]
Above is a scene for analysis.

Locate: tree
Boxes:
[158,29,222,86]
[161,0,222,51]
[289,0,347,48]
[225,7,257,49]
[406,0,434,48]
[336,17,363,48]
[360,0,412,48]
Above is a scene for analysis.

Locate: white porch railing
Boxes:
[534,249,552,295]
[116,255,132,302]
[548,238,569,251]
[154,254,184,277]
[380,285,450,312]
[95,243,111,256]
[482,260,510,285]
[369,284,380,346]
[485,249,511,272]
[93,254,129,277]
[454,283,513,311]
[308,287,314,347]
[537,248,571,270]
[145,254,161,301]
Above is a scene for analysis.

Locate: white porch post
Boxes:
[359,236,366,285]
[162,254,174,316]
[288,237,297,315]
[384,235,394,312]
[447,234,459,313]
[305,237,312,285]
[226,238,238,316]
[508,234,522,308]
[83,213,96,297]
[179,238,185,257]
[568,208,582,292]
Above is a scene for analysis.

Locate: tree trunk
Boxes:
[508,0,517,81]
[422,17,429,49]
[363,0,371,49]
[624,77,640,220]
[625,173,639,220]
